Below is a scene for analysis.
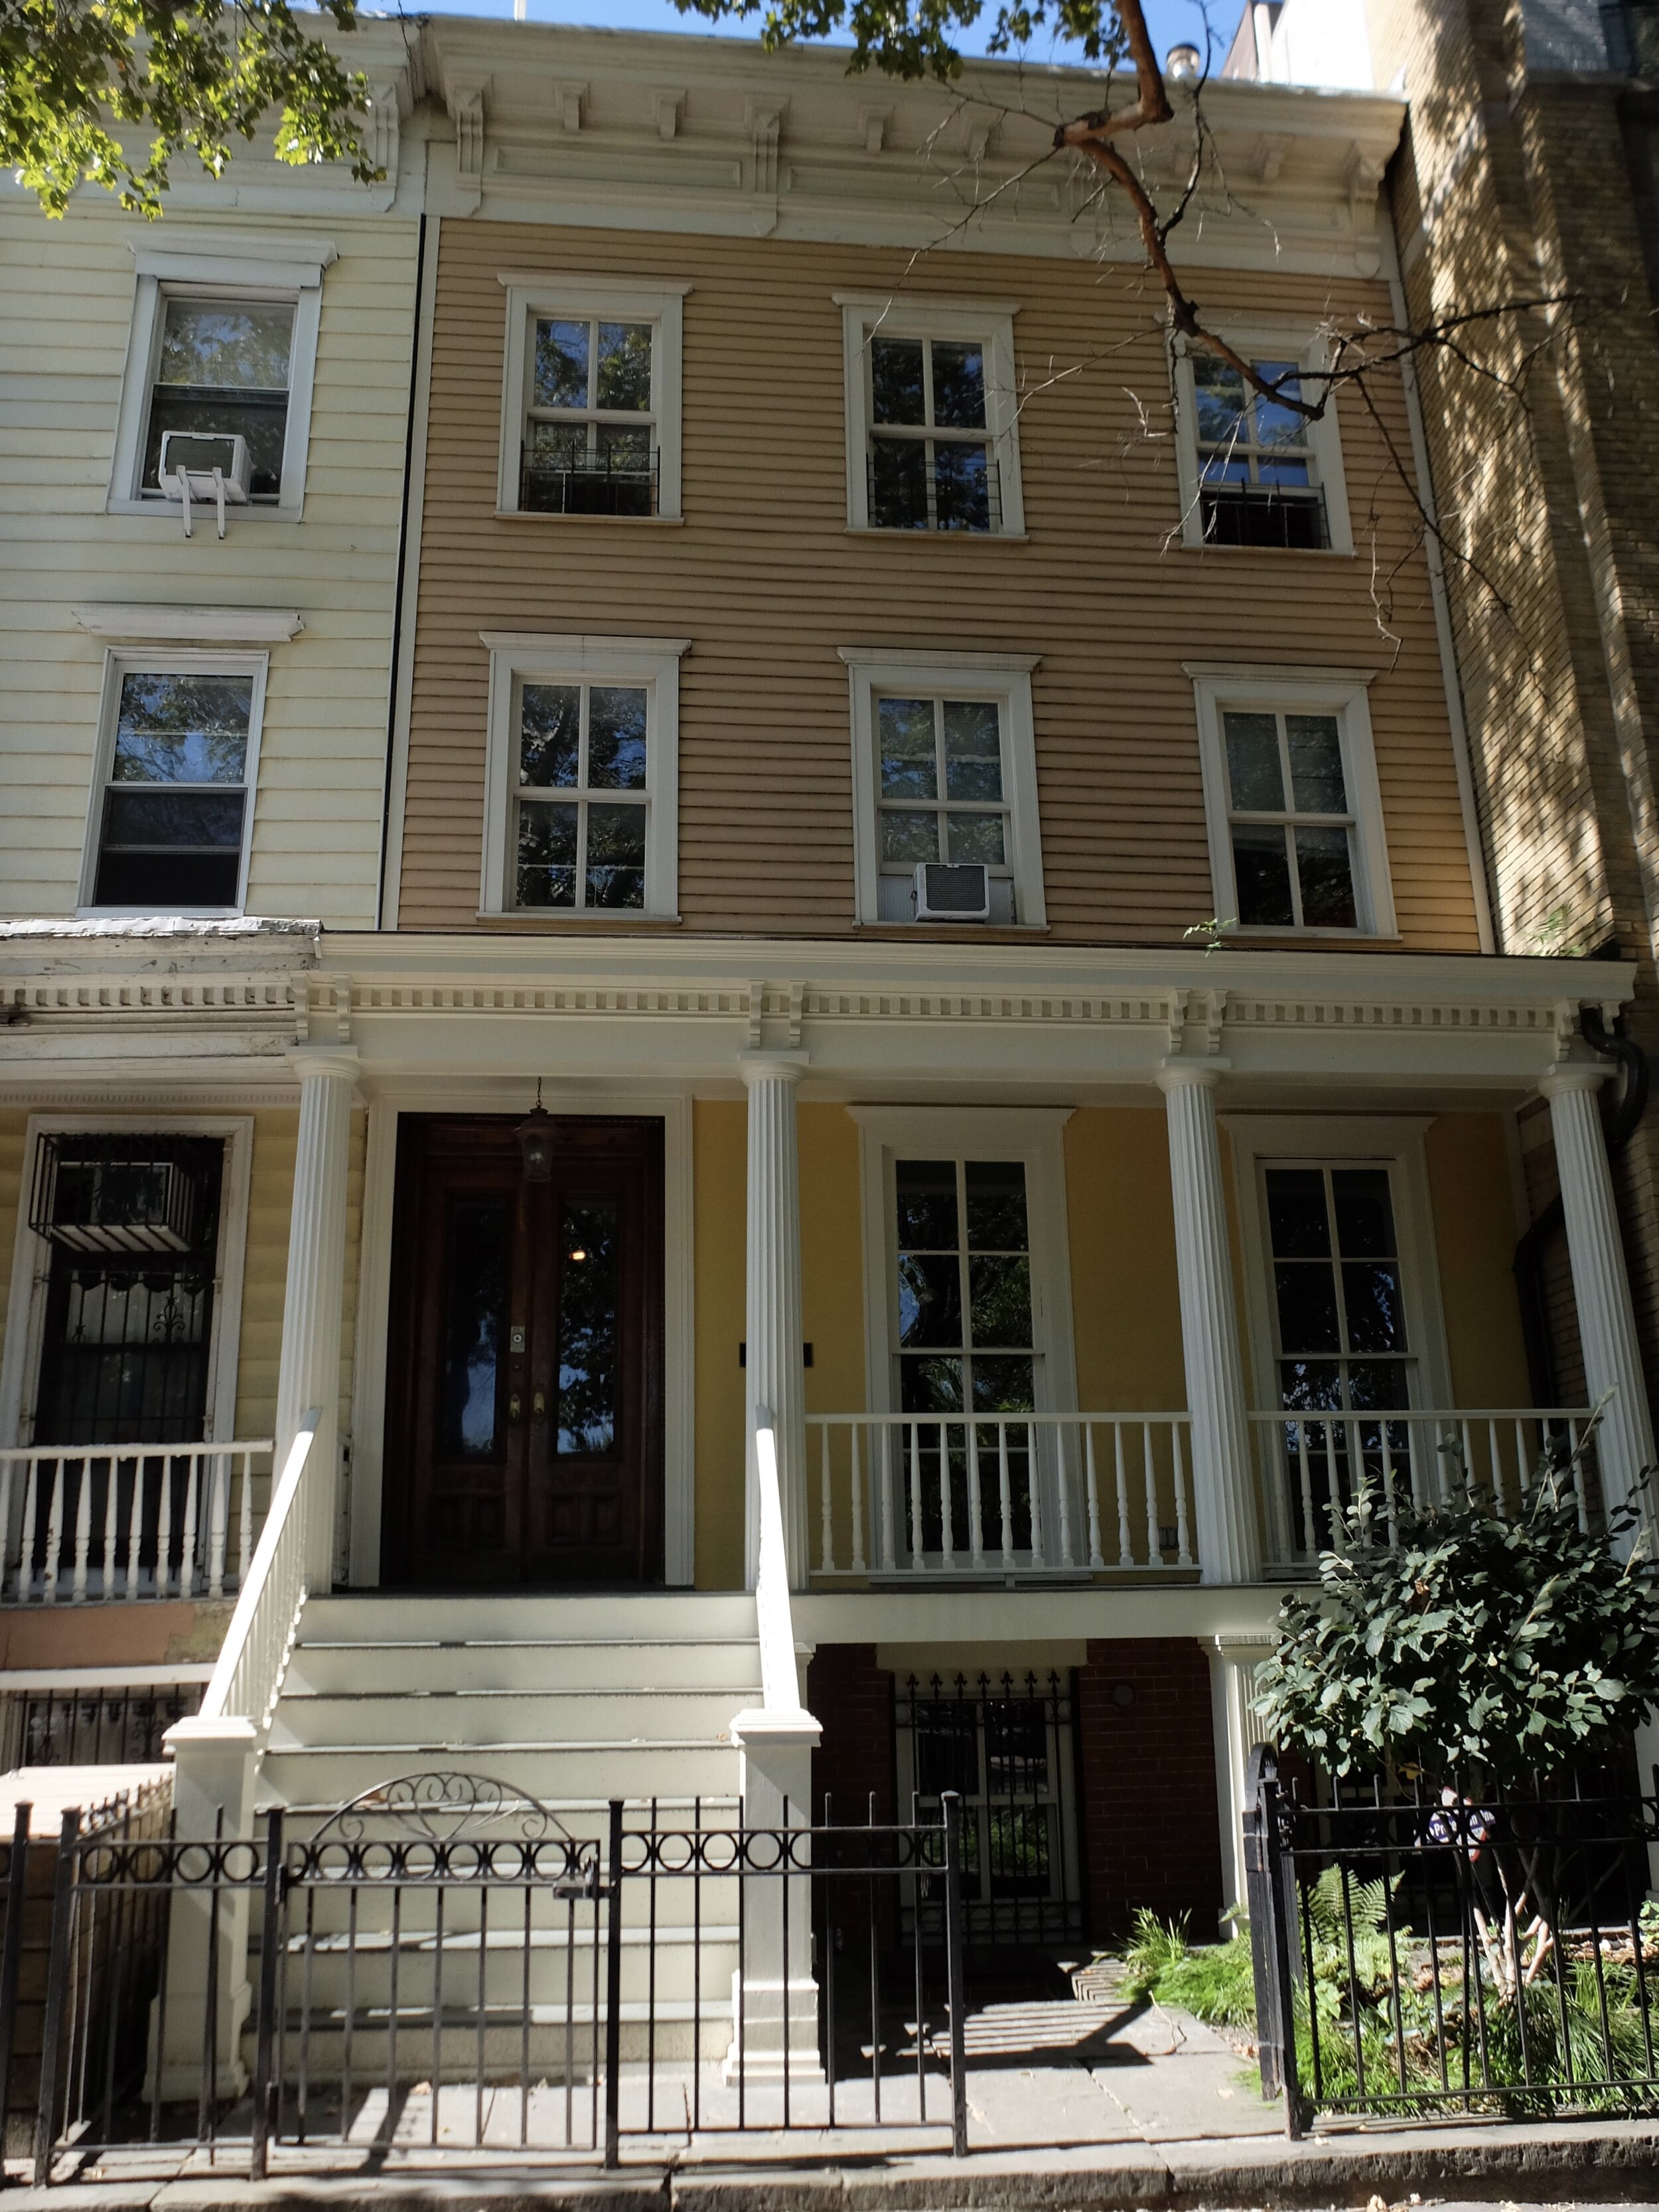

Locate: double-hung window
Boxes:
[497,281,689,519]
[1173,332,1351,554]
[1187,665,1394,937]
[843,650,1045,927]
[480,634,687,920]
[839,299,1025,535]
[108,232,332,518]
[82,657,265,914]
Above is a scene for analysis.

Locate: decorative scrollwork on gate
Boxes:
[299,1767,591,1882]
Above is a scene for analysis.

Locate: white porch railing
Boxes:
[196,1410,321,1733]
[1250,1405,1597,1563]
[807,1413,1195,1578]
[0,1440,273,1605]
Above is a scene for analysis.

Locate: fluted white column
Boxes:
[1542,1066,1657,1531]
[1159,1062,1261,1584]
[741,1053,807,1590]
[276,1048,358,1588]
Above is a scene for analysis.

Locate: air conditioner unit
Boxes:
[912,861,991,922]
[158,431,252,540]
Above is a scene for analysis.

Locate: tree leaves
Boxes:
[668,0,1131,82]
[0,0,378,218]
[1254,1442,1659,1782]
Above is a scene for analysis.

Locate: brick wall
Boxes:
[807,1643,895,1825]
[1076,1638,1223,1943]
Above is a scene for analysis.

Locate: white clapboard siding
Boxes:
[0,137,422,930]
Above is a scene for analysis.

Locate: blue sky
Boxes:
[409,0,1233,78]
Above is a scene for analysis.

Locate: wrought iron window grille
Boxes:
[1200,481,1330,551]
[518,449,660,518]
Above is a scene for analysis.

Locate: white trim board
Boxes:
[347,1087,695,1588]
[0,1115,253,1452]
[73,607,304,644]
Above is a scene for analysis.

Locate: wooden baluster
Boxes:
[997,1426,1015,1568]
[1054,1419,1074,1569]
[17,1457,40,1602]
[1380,1424,1400,1549]
[0,1459,15,1603]
[208,1452,229,1601]
[1113,1423,1133,1568]
[1142,1422,1161,1568]
[967,1422,984,1572]
[125,1451,144,1598]
[101,1448,119,1602]
[1486,1418,1504,1518]
[1027,1418,1045,1566]
[1085,1424,1104,1571]
[1458,1418,1473,1499]
[1514,1418,1532,1499]
[820,1426,833,1574]
[155,1449,174,1598]
[849,1424,865,1574]
[1171,1422,1192,1568]
[239,1448,256,1588]
[70,1453,92,1604]
[42,1456,66,1604]
[1568,1418,1591,1531]
[938,1422,956,1570]
[906,1422,923,1572]
[880,1426,896,1571]
[1295,1422,1316,1558]
[179,1448,201,1598]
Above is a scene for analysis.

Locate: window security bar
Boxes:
[519,448,659,517]
[866,452,1002,535]
[1200,480,1330,550]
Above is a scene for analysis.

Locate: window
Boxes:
[480,633,687,919]
[1187,664,1394,937]
[839,297,1025,535]
[496,279,689,519]
[142,297,294,500]
[82,657,265,914]
[842,649,1045,926]
[108,231,332,518]
[1172,332,1351,554]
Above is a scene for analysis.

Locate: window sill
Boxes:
[846,526,1030,544]
[474,911,684,928]
[853,922,1050,941]
[76,906,244,922]
[106,498,303,525]
[1177,533,1353,558]
[1215,928,1404,945]
[493,510,685,525]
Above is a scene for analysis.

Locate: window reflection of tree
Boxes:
[557,1199,618,1456]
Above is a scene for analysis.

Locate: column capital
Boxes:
[1157,1056,1230,1093]
[287,1044,360,1087]
[1540,1062,1607,1099]
[739,1050,808,1088]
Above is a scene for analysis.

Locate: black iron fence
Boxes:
[1244,1746,1659,2134]
[8,1771,972,2180]
[0,1683,202,1771]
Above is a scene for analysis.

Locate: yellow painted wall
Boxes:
[1063,1109,1187,1411]
[1425,1113,1532,1408]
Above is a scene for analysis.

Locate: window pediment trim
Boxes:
[129,230,336,288]
[75,605,303,644]
[839,646,1041,674]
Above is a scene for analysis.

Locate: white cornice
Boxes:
[74,606,305,644]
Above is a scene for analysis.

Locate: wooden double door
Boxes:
[384,1115,664,1586]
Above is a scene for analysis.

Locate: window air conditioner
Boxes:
[158,431,253,540]
[912,861,991,922]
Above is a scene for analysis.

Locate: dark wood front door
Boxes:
[384,1115,664,1587]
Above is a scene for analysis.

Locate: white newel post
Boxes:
[1541,1067,1658,1533]
[276,1047,358,1588]
[741,1053,808,1590]
[1159,1063,1261,1585]
[1208,1635,1271,1937]
[153,1717,258,2097]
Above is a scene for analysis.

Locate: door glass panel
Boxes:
[557,1197,618,1456]
[439,1197,508,1460]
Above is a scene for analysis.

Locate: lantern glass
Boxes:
[516,1102,554,1182]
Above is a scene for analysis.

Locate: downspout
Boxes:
[376,206,428,932]
[1513,1002,1650,1403]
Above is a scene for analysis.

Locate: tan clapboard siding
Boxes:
[0,192,419,928]
[401,222,1481,950]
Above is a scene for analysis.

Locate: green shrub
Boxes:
[1118,1908,1258,2027]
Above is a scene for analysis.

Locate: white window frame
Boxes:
[837,295,1027,537]
[78,649,269,920]
[0,1115,253,1450]
[108,232,334,521]
[1171,326,1353,556]
[841,648,1046,928]
[1224,1114,1453,1560]
[479,631,689,920]
[1185,661,1395,939]
[496,277,691,520]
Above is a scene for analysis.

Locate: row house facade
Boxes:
[0,13,1654,2045]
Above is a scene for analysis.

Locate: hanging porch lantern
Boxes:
[515,1079,554,1182]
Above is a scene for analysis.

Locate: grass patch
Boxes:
[1117,1908,1257,2027]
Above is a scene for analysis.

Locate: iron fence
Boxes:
[1244,1746,1659,2134]
[19,1770,972,2180]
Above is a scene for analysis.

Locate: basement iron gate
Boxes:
[21,1772,974,2177]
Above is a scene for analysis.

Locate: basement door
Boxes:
[383,1115,664,1586]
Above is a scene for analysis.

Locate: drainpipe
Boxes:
[1513,1002,1650,1403]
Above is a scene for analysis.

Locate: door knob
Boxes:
[533,1389,547,1422]
[509,1393,522,1424]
